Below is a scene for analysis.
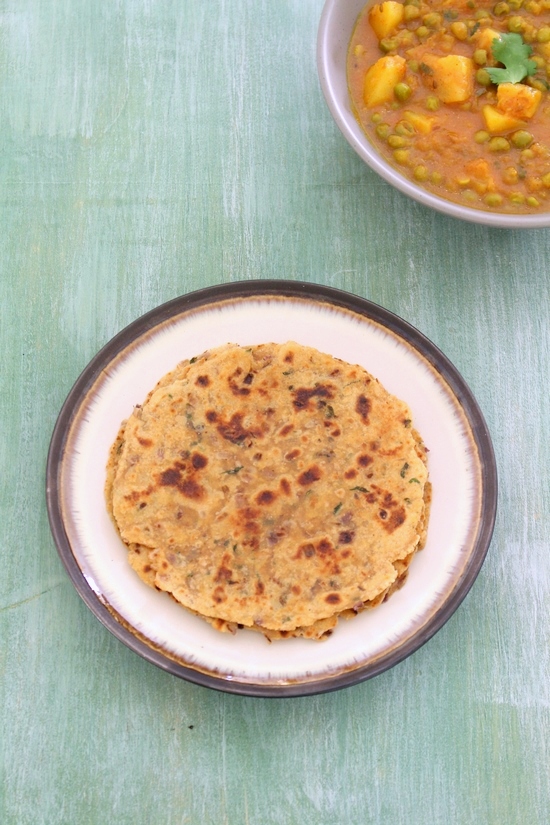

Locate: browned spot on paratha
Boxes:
[216,412,263,444]
[356,394,371,422]
[292,384,335,411]
[297,465,322,486]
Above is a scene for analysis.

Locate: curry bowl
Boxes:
[317,0,550,227]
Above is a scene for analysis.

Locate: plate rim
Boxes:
[46,279,498,697]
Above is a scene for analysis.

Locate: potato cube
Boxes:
[363,55,407,107]
[369,2,405,40]
[464,159,492,181]
[482,104,526,132]
[497,83,542,119]
[421,55,474,103]
[403,110,435,134]
[472,27,502,56]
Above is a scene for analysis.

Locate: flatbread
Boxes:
[106,342,430,640]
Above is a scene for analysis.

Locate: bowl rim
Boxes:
[317,0,550,228]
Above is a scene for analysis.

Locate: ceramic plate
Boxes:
[46,281,497,697]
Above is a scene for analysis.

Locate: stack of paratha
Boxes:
[106,342,430,641]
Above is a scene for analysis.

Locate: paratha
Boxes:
[106,342,430,641]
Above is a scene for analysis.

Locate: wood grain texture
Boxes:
[1,1,549,823]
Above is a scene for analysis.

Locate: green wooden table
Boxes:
[1,1,548,822]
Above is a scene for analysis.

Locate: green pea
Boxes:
[474,130,491,143]
[380,38,398,52]
[493,2,511,15]
[423,12,442,27]
[413,165,430,182]
[416,25,429,39]
[388,135,409,148]
[451,21,469,40]
[488,137,511,151]
[537,27,550,43]
[508,0,524,8]
[476,68,492,86]
[404,5,421,21]
[508,16,524,33]
[527,77,548,92]
[398,31,415,48]
[376,123,391,139]
[394,82,412,102]
[395,119,415,136]
[474,49,487,65]
[485,193,504,207]
[511,130,533,148]
[408,60,420,73]
[526,196,540,207]
[393,149,410,165]
[425,95,440,111]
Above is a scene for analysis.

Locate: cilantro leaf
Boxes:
[486,33,537,85]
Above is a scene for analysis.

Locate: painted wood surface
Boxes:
[1,1,549,822]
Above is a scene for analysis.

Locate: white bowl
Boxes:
[317,0,550,228]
